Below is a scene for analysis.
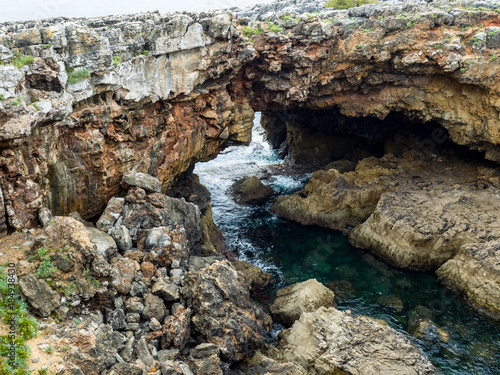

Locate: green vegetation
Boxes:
[66,67,91,84]
[12,54,34,69]
[357,43,365,48]
[407,21,413,28]
[64,281,77,297]
[112,55,121,66]
[433,44,444,49]
[30,247,57,279]
[461,67,466,73]
[0,95,5,101]
[10,96,23,106]
[490,54,498,61]
[73,317,81,325]
[325,0,378,9]
[0,267,39,375]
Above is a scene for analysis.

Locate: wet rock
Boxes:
[233,260,272,293]
[325,280,355,302]
[270,279,335,326]
[437,242,500,320]
[182,260,266,361]
[122,172,161,193]
[377,295,404,312]
[409,318,450,343]
[18,274,61,317]
[142,293,167,322]
[229,176,274,205]
[276,306,436,374]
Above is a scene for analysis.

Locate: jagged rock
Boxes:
[270,279,335,326]
[111,225,133,253]
[38,207,53,227]
[276,307,436,374]
[142,293,167,322]
[95,325,127,371]
[233,260,272,293]
[125,297,144,314]
[135,338,154,368]
[111,257,139,295]
[107,363,144,375]
[152,277,180,302]
[160,361,193,375]
[88,227,118,261]
[97,198,125,232]
[228,176,274,205]
[107,309,126,331]
[437,242,500,320]
[18,274,61,317]
[122,173,161,193]
[50,252,74,272]
[161,304,191,350]
[182,260,266,361]
[145,227,172,254]
[157,349,179,364]
[188,343,222,375]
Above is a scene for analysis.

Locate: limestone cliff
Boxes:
[3,0,500,239]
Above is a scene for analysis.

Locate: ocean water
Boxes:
[0,0,273,22]
[194,112,500,374]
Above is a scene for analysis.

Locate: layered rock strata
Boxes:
[3,0,500,238]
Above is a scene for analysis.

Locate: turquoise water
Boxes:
[194,113,500,374]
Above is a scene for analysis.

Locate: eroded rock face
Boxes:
[437,242,500,320]
[275,307,436,375]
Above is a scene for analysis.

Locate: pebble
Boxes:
[32,357,39,363]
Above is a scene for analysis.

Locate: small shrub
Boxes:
[490,54,498,61]
[112,55,121,66]
[407,21,413,28]
[0,95,5,101]
[460,67,466,73]
[12,54,34,68]
[45,345,54,354]
[66,68,91,84]
[64,282,77,297]
[325,0,378,9]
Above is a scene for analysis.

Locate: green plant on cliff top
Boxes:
[325,0,378,9]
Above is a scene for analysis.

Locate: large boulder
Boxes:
[122,172,161,193]
[182,259,266,362]
[437,242,500,320]
[276,307,436,374]
[229,176,274,205]
[270,279,334,326]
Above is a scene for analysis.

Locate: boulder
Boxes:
[142,293,167,322]
[88,227,118,261]
[182,260,266,361]
[233,260,272,292]
[276,307,436,374]
[122,172,161,193]
[270,279,334,326]
[228,176,274,205]
[18,274,61,317]
[161,305,192,351]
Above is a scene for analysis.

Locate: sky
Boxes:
[0,0,274,22]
